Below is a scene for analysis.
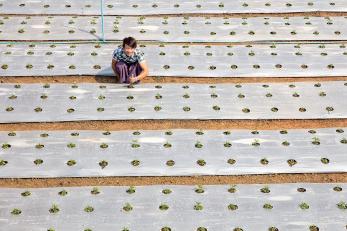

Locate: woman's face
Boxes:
[124,44,135,56]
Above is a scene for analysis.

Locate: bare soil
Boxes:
[0,173,346,188]
[1,119,347,131]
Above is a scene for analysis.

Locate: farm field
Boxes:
[1,1,347,230]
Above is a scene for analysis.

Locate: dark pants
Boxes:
[115,61,143,84]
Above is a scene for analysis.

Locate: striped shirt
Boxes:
[112,46,145,64]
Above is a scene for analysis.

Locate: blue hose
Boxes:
[100,0,106,43]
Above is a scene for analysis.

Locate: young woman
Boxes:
[111,36,149,84]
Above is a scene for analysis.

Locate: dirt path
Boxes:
[1,119,347,131]
[1,173,346,188]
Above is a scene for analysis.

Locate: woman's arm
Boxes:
[111,59,120,82]
[111,59,117,74]
[131,61,148,83]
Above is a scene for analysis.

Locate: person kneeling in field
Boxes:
[111,36,149,84]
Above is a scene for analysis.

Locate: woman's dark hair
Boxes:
[122,37,137,48]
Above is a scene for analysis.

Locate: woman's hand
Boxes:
[129,76,139,84]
